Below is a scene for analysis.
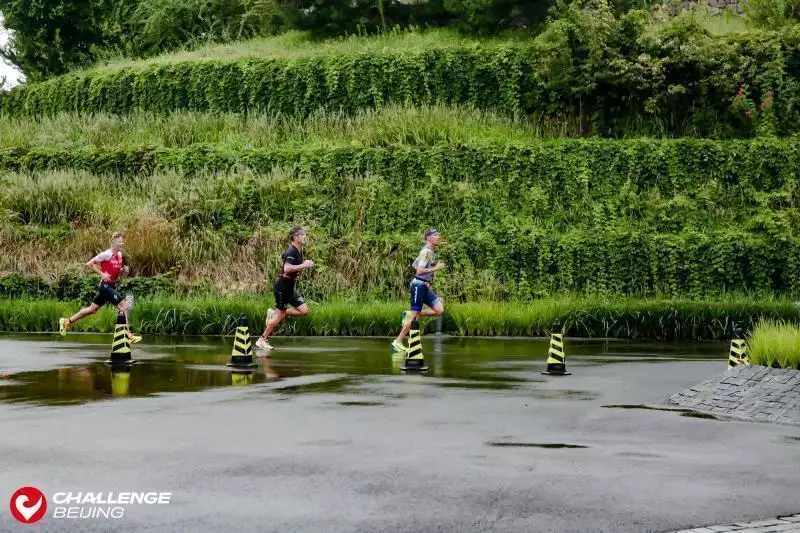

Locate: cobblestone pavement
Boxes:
[667,365,800,425]
[670,513,800,533]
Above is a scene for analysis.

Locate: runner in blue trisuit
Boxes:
[391,228,445,353]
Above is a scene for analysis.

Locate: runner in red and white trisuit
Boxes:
[59,232,141,343]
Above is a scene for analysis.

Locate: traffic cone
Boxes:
[402,319,428,371]
[106,312,136,365]
[542,323,571,376]
[728,325,749,369]
[111,366,131,397]
[227,315,256,368]
[231,371,254,386]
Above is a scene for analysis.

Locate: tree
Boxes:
[443,0,553,34]
[0,0,112,80]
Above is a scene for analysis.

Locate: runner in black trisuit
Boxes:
[256,227,314,351]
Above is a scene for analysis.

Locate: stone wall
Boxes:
[666,365,800,426]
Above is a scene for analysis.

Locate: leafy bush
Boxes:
[5,10,800,137]
[1,136,799,299]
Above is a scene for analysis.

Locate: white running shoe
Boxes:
[255,337,273,351]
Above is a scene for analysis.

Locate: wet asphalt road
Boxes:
[0,336,798,533]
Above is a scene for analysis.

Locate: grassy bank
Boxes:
[87,29,504,72]
[4,15,800,137]
[0,106,578,150]
[1,296,798,340]
[2,145,799,299]
[747,319,800,369]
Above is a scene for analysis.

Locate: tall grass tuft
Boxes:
[747,318,800,369]
[0,105,586,150]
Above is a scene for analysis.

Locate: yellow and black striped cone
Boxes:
[106,312,136,365]
[728,325,749,369]
[402,319,428,372]
[227,315,256,368]
[111,366,131,397]
[231,370,254,386]
[542,323,571,376]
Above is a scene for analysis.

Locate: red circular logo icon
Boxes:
[10,487,47,524]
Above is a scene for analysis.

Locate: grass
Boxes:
[0,105,582,150]
[84,29,521,74]
[1,295,798,340]
[1,164,798,300]
[747,318,800,369]
[81,11,760,75]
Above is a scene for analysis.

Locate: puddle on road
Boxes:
[679,410,720,420]
[531,389,600,401]
[603,404,722,421]
[486,441,588,449]
[0,334,726,407]
[435,381,519,390]
[615,451,663,458]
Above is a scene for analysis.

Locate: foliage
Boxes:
[747,317,800,368]
[0,0,283,80]
[0,271,179,300]
[1,295,797,340]
[4,10,800,137]
[744,0,800,28]
[0,0,111,81]
[1,136,799,299]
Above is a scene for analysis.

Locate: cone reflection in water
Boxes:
[111,367,131,397]
[231,371,254,386]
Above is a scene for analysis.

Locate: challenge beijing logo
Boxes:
[10,486,47,524]
[8,487,171,523]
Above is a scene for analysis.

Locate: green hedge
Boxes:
[1,138,799,192]
[0,48,536,117]
[1,138,799,298]
[2,228,797,298]
[3,20,800,137]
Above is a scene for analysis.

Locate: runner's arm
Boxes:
[284,260,313,273]
[417,263,444,276]
[86,251,111,281]
[282,247,313,274]
[414,249,443,276]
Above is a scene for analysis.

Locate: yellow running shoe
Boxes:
[391,340,407,353]
[127,333,142,344]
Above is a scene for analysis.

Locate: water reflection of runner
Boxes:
[391,228,446,353]
[256,227,314,351]
[59,232,141,343]
[258,355,280,380]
